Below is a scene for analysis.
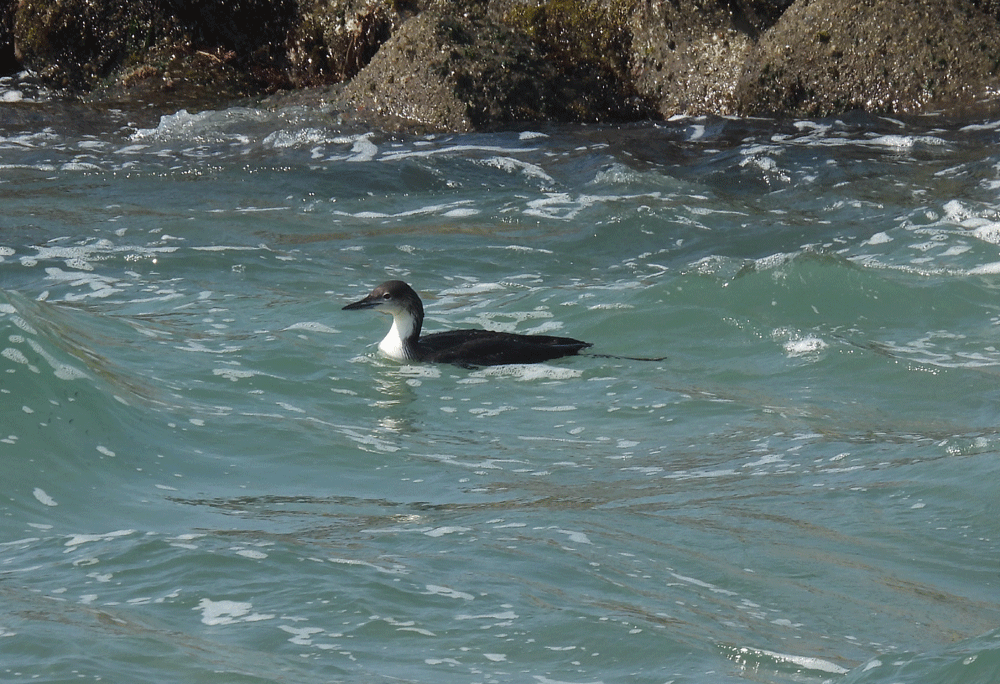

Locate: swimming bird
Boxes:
[343,280,592,367]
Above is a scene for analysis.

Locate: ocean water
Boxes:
[2,78,1000,683]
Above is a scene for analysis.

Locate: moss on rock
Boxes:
[735,0,1000,116]
[0,0,19,76]
[504,0,652,121]
[13,0,156,88]
[344,0,655,131]
[287,0,414,87]
[343,8,526,131]
[12,0,296,97]
[7,0,1000,128]
[629,0,756,117]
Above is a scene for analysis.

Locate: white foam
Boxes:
[555,529,592,545]
[487,245,554,254]
[739,647,850,675]
[669,571,738,596]
[968,261,1000,274]
[65,529,136,547]
[456,610,518,621]
[971,223,1000,245]
[424,526,470,537]
[130,108,266,144]
[327,557,409,574]
[482,156,555,184]
[328,132,378,161]
[212,368,259,382]
[278,625,325,644]
[195,598,275,625]
[276,401,306,414]
[380,143,539,163]
[523,192,611,221]
[425,584,474,600]
[783,335,828,357]
[443,207,479,217]
[32,488,58,506]
[283,321,339,334]
[473,364,582,382]
[867,134,947,150]
[864,231,893,245]
[438,282,505,295]
[40,267,121,300]
[333,200,477,220]
[235,549,268,560]
[23,338,87,380]
[262,128,330,149]
[60,162,101,172]
[2,347,30,366]
[9,314,37,335]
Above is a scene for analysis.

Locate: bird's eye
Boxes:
[382,292,392,300]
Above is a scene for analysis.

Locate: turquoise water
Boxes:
[2,90,1000,683]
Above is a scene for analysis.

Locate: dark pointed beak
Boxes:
[343,294,379,311]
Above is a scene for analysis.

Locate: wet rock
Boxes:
[343,7,536,131]
[630,0,755,117]
[94,47,269,110]
[6,0,1000,128]
[735,0,1000,117]
[730,0,798,34]
[287,0,415,87]
[11,0,295,97]
[12,0,150,88]
[501,0,652,121]
[343,1,654,131]
[0,0,18,76]
[974,0,1000,19]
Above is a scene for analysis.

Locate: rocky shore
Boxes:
[3,0,1000,129]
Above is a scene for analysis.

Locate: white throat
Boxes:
[378,312,418,360]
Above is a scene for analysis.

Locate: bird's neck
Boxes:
[378,308,422,361]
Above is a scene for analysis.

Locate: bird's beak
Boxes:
[343,293,380,311]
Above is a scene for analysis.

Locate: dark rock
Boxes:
[7,0,1000,129]
[629,0,755,117]
[12,0,152,88]
[287,0,415,87]
[506,0,655,120]
[94,47,269,109]
[344,1,655,131]
[728,0,797,35]
[12,0,295,96]
[735,0,1000,117]
[0,0,19,76]
[343,7,532,131]
[974,0,1000,19]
